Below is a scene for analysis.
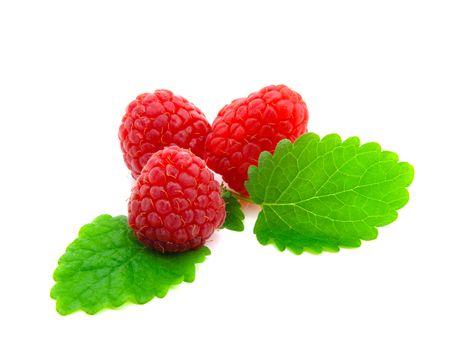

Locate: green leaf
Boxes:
[245,133,414,254]
[51,215,210,315]
[221,188,245,231]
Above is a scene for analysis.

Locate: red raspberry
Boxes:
[119,89,212,179]
[128,146,225,253]
[205,84,309,195]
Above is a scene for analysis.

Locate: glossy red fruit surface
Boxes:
[128,146,225,253]
[119,89,211,178]
[205,84,308,195]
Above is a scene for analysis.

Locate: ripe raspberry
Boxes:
[205,84,309,195]
[128,146,225,253]
[119,89,212,179]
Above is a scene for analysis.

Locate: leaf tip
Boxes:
[322,133,342,144]
[343,135,361,146]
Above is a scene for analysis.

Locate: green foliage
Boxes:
[221,188,245,231]
[246,133,414,254]
[51,215,210,315]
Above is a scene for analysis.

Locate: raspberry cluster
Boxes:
[120,85,308,253]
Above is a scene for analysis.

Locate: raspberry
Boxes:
[119,89,212,179]
[128,146,225,253]
[205,84,309,195]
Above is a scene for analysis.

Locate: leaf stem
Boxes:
[231,192,254,203]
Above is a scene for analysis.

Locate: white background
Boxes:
[1,1,466,349]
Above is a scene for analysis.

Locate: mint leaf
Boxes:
[51,215,210,315]
[246,133,414,254]
[221,188,245,231]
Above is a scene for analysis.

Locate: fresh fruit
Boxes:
[119,89,211,178]
[128,146,225,253]
[52,81,415,315]
[204,84,309,195]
